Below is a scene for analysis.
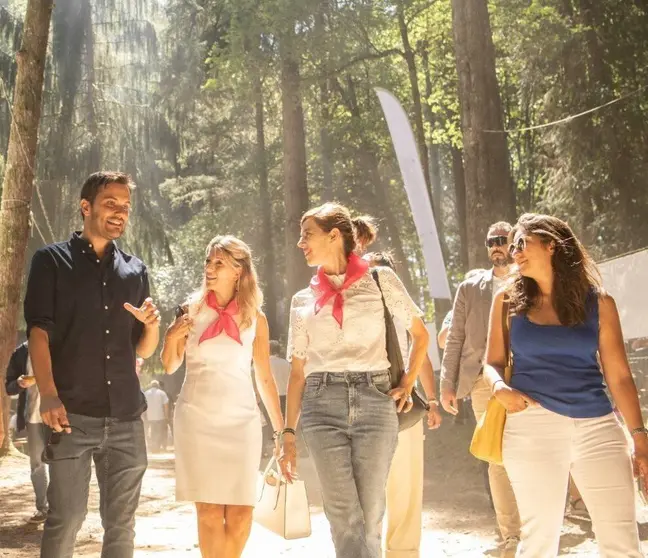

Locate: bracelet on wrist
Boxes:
[272,430,280,441]
[630,427,648,437]
[428,398,439,406]
[281,427,297,438]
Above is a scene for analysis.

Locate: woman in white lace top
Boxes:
[278,203,430,558]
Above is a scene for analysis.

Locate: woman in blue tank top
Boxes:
[484,213,647,558]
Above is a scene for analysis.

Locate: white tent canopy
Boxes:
[598,247,648,340]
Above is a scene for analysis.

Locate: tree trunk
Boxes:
[280,31,311,298]
[83,0,101,172]
[396,2,432,202]
[0,0,54,456]
[420,47,445,247]
[451,146,470,272]
[315,4,333,201]
[451,0,516,268]
[252,71,279,336]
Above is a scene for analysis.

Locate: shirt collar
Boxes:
[70,232,116,259]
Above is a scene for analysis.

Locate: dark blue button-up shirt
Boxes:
[24,232,150,418]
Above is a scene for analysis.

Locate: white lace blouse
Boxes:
[287,266,423,377]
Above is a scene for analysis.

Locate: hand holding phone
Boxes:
[168,305,192,340]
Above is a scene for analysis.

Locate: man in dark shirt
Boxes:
[25,171,160,558]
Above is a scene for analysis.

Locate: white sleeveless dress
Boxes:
[174,303,262,505]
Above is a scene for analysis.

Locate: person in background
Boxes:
[485,213,646,557]
[440,222,521,557]
[144,380,169,453]
[364,251,442,558]
[135,356,144,377]
[280,203,430,558]
[269,340,290,411]
[5,340,50,524]
[26,171,161,558]
[437,269,486,427]
[437,310,453,351]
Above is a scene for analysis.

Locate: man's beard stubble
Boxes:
[490,251,509,268]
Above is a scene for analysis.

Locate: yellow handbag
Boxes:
[469,296,512,465]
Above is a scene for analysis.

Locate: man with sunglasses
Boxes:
[24,172,161,558]
[440,221,521,558]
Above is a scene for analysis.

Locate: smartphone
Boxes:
[174,305,187,319]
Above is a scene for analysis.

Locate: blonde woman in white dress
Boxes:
[161,236,284,558]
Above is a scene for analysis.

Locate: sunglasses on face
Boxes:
[508,236,527,256]
[485,236,508,248]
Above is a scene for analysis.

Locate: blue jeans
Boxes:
[27,422,50,512]
[301,371,399,558]
[40,413,147,558]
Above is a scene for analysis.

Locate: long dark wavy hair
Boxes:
[509,213,602,326]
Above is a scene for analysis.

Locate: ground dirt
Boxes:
[2,417,647,557]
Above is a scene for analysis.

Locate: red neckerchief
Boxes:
[198,291,242,345]
[310,253,369,327]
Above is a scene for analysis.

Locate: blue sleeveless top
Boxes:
[509,293,612,419]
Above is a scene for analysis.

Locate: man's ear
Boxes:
[80,199,91,218]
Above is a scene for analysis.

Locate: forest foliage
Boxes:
[0,0,646,337]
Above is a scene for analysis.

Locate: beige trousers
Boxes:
[504,406,642,558]
[471,376,521,541]
[383,420,424,558]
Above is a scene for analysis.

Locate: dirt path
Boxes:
[2,419,647,557]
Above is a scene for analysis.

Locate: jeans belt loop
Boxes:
[322,371,328,386]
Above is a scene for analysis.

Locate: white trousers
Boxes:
[383,420,424,558]
[503,406,642,558]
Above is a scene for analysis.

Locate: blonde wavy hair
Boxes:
[189,235,263,331]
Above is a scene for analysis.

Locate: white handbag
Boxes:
[254,457,311,540]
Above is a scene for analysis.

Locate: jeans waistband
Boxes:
[310,370,390,385]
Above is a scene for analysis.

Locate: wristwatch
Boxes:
[630,427,648,436]
[428,398,439,406]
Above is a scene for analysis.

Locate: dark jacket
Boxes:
[5,342,29,432]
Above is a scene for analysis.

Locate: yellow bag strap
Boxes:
[502,295,513,383]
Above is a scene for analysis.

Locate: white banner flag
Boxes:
[375,87,451,300]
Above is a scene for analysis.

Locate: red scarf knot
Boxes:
[309,253,369,327]
[198,291,242,345]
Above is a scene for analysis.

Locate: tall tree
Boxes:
[451,0,515,268]
[279,25,311,296]
[0,0,54,454]
[252,69,279,335]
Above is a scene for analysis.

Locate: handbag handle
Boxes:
[502,295,513,383]
[258,456,285,510]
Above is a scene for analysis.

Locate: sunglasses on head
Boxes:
[485,236,508,248]
[508,236,527,256]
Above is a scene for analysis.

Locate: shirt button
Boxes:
[107,380,112,385]
[103,282,107,286]
[106,329,110,334]
[106,355,111,360]
[89,244,93,248]
[96,259,100,263]
[104,305,108,310]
